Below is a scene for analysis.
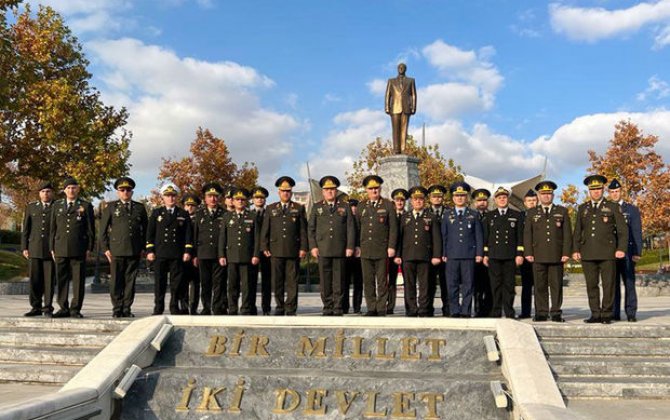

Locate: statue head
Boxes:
[397,63,407,75]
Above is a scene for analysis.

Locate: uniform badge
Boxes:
[449,217,455,224]
[292,217,297,222]
[317,208,323,215]
[362,209,367,217]
[246,227,251,232]
[337,208,345,216]
[424,223,430,231]
[114,208,121,217]
[157,215,163,222]
[378,216,386,224]
[201,218,205,224]
[510,222,515,228]
[603,216,608,223]
[556,221,562,227]
[405,217,412,225]
[229,219,235,226]
[467,222,471,229]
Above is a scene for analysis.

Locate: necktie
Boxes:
[372,201,377,208]
[126,202,131,213]
[168,208,173,215]
[44,202,49,210]
[329,203,334,211]
[544,207,549,216]
[458,210,463,217]
[414,212,419,219]
[282,204,287,213]
[501,209,506,216]
[67,202,73,211]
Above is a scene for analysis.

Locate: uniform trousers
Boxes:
[109,256,140,314]
[55,257,86,313]
[29,258,54,312]
[228,262,253,315]
[520,260,534,317]
[446,259,474,316]
[582,259,616,320]
[361,257,389,315]
[199,258,227,314]
[488,258,516,318]
[427,262,448,316]
[180,262,198,314]
[387,258,401,313]
[403,260,430,316]
[318,256,344,314]
[271,257,300,315]
[343,257,363,313]
[533,262,564,317]
[613,257,637,319]
[153,257,183,315]
[473,262,492,317]
[252,254,272,314]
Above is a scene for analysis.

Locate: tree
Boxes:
[156,127,258,200]
[0,2,130,197]
[346,136,462,198]
[588,120,670,235]
[559,183,581,226]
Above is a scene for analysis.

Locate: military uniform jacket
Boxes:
[483,208,524,259]
[21,201,54,259]
[441,207,483,259]
[573,200,628,261]
[219,210,260,263]
[397,210,442,261]
[260,201,308,258]
[620,202,643,257]
[50,199,95,258]
[356,198,398,259]
[308,199,356,257]
[194,206,225,259]
[523,205,572,263]
[146,206,193,259]
[99,200,147,257]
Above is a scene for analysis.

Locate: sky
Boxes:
[29,0,670,198]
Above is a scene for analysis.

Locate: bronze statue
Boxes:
[385,63,417,154]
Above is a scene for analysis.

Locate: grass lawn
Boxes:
[0,250,27,281]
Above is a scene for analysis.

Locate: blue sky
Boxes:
[32,0,670,198]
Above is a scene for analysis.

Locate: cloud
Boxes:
[419,40,503,119]
[654,25,670,49]
[33,0,132,34]
[637,75,670,101]
[531,110,670,171]
[367,79,387,96]
[549,1,670,44]
[88,38,301,187]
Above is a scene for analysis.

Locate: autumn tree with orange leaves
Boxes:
[346,136,462,199]
[588,120,670,235]
[154,128,258,203]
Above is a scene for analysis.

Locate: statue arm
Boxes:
[410,78,417,114]
[384,79,392,114]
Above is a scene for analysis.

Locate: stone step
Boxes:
[549,356,670,377]
[0,328,117,348]
[0,363,81,385]
[0,345,100,366]
[535,324,670,339]
[0,317,130,333]
[540,338,670,356]
[558,376,670,399]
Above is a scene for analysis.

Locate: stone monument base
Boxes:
[377,154,420,197]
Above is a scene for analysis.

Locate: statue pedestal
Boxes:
[377,154,421,197]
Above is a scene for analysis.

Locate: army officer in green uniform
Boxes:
[523,181,572,322]
[308,176,356,316]
[50,178,95,318]
[355,175,398,316]
[573,175,628,324]
[99,177,148,318]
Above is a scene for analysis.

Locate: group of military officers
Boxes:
[21,171,642,324]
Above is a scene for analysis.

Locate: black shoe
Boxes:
[24,308,42,317]
[627,316,637,322]
[70,312,83,318]
[333,312,343,316]
[53,309,70,318]
[364,311,377,317]
[601,318,612,324]
[262,311,270,316]
[123,311,135,318]
[450,314,461,318]
[407,312,418,317]
[386,309,394,315]
[200,309,212,316]
[43,311,53,318]
[286,313,297,316]
[551,315,565,323]
[583,317,600,323]
[519,314,531,319]
[353,308,361,314]
[533,315,548,322]
[112,312,123,318]
[322,311,334,316]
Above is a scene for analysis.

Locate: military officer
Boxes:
[427,184,449,316]
[573,175,628,324]
[180,192,201,314]
[308,176,356,316]
[344,198,364,314]
[250,186,271,315]
[260,176,308,316]
[99,177,148,318]
[49,178,95,318]
[146,184,193,315]
[387,188,408,314]
[218,188,260,315]
[608,179,643,322]
[355,175,398,316]
[471,188,492,317]
[483,187,524,319]
[223,187,235,212]
[193,183,227,315]
[523,181,572,322]
[394,187,442,317]
[21,181,55,317]
[519,189,538,319]
[442,182,483,317]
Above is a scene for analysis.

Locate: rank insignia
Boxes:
[157,215,163,222]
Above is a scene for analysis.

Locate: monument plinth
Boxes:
[377,154,420,197]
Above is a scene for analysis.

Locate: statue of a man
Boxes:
[385,63,417,154]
